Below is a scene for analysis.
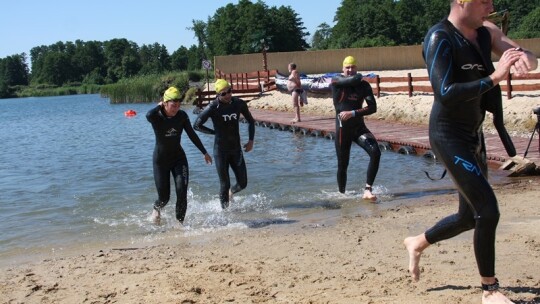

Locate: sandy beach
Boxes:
[1,68,539,304]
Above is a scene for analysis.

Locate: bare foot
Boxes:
[362,189,377,201]
[173,220,185,229]
[151,208,161,225]
[482,290,515,304]
[403,236,424,281]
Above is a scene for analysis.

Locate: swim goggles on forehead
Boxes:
[219,88,232,96]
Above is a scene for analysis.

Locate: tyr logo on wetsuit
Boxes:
[453,155,481,176]
[222,113,238,121]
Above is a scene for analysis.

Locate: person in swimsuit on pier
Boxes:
[287,62,303,123]
[331,55,381,201]
[193,79,256,209]
[403,1,537,303]
[146,86,212,226]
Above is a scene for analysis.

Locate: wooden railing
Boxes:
[196,69,277,108]
[365,72,540,99]
[196,70,539,108]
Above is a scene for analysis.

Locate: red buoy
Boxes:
[124,110,137,117]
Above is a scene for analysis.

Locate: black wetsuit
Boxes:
[331,74,381,193]
[193,96,255,208]
[146,106,208,223]
[423,19,505,277]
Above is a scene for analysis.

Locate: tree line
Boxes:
[1,0,539,98]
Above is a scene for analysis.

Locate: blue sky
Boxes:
[0,0,340,59]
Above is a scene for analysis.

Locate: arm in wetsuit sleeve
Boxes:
[184,116,208,155]
[423,30,495,106]
[240,100,256,141]
[331,74,363,87]
[193,104,216,135]
[354,83,377,117]
[146,105,162,124]
[482,86,516,156]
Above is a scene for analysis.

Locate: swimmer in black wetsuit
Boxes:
[403,1,537,303]
[331,55,381,201]
[146,87,212,225]
[193,79,256,209]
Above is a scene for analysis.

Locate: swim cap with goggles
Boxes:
[215,79,231,94]
[343,56,357,67]
[163,87,182,102]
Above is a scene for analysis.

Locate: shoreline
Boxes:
[2,68,539,303]
[1,179,538,303]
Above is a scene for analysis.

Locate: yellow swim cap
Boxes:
[163,87,182,102]
[215,79,231,93]
[343,56,357,67]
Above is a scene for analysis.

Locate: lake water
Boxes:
[0,94,509,266]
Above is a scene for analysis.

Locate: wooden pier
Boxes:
[248,109,540,172]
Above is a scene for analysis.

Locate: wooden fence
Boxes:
[196,70,540,108]
[365,72,540,99]
[195,69,277,108]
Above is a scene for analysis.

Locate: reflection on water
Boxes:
[0,94,511,266]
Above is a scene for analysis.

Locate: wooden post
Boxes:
[196,88,202,108]
[376,75,381,98]
[407,73,413,97]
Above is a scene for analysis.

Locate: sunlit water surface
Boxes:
[0,94,510,266]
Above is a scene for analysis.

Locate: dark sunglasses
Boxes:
[219,88,232,96]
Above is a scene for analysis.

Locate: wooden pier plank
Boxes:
[249,109,540,168]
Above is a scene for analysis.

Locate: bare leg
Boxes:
[291,93,301,122]
[403,233,430,281]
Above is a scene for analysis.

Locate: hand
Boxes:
[511,49,538,76]
[339,111,354,122]
[204,153,212,164]
[243,140,254,152]
[491,48,522,84]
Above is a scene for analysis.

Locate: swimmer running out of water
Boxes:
[331,55,381,201]
[404,1,537,304]
[146,87,212,225]
[193,79,256,209]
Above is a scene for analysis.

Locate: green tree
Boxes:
[494,0,540,36]
[311,23,332,50]
[186,45,201,71]
[171,46,189,71]
[512,7,540,39]
[39,52,72,86]
[139,43,171,75]
[0,54,29,86]
[188,20,211,64]
[103,38,141,83]
[199,0,309,56]
[72,40,105,83]
[330,0,397,49]
[0,54,29,97]
[267,5,310,51]
[394,0,447,45]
